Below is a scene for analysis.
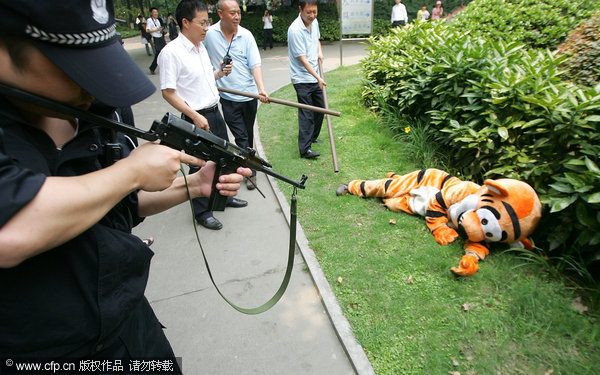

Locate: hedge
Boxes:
[450,0,599,50]
[558,12,600,88]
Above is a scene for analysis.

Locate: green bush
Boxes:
[361,20,600,278]
[450,0,600,50]
[558,12,600,88]
[228,3,340,46]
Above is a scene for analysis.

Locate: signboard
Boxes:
[340,0,373,36]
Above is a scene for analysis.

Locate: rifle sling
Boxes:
[183,167,297,314]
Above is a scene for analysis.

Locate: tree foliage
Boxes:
[450,0,599,49]
[558,12,600,88]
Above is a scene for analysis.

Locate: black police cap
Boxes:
[0,0,155,107]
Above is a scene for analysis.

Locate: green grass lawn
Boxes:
[257,65,599,374]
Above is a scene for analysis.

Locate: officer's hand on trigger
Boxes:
[123,142,204,192]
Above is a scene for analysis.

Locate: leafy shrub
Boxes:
[372,18,391,37]
[361,20,600,277]
[558,12,600,88]
[450,0,600,50]
[231,3,340,46]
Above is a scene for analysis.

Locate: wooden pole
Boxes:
[217,87,341,117]
[318,60,339,172]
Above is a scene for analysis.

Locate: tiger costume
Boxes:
[336,169,542,276]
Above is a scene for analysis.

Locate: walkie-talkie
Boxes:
[221,34,235,71]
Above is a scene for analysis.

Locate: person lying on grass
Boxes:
[336,168,542,276]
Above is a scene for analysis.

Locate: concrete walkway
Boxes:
[125,36,374,375]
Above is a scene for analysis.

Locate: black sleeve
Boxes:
[0,128,47,228]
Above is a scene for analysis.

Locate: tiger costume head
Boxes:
[451,179,542,248]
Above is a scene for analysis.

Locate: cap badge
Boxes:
[91,0,110,24]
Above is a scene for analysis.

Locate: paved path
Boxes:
[125,36,374,375]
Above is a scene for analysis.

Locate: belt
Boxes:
[196,104,218,115]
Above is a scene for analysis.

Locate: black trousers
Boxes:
[293,82,324,155]
[149,36,166,72]
[392,20,406,28]
[263,29,273,49]
[182,108,229,220]
[219,98,257,149]
[220,98,258,176]
[94,299,182,373]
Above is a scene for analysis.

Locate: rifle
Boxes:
[151,113,307,210]
[0,83,307,212]
[0,82,307,314]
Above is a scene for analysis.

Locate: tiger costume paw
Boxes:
[432,226,459,245]
[451,254,479,276]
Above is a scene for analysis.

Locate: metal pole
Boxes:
[217,87,341,117]
[339,6,343,67]
[318,60,339,172]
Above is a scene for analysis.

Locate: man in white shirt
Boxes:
[204,0,268,190]
[146,7,166,74]
[391,0,408,27]
[158,0,248,230]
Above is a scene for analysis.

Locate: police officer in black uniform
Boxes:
[0,0,250,369]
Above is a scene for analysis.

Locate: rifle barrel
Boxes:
[217,87,341,117]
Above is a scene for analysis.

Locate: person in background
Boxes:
[262,9,273,50]
[137,14,153,55]
[287,0,325,159]
[0,0,249,367]
[147,7,166,74]
[204,0,269,190]
[158,0,248,230]
[432,0,443,20]
[391,0,408,27]
[167,12,179,41]
[416,5,430,21]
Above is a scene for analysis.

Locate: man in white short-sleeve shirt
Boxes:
[391,0,408,27]
[158,0,247,230]
[146,7,166,74]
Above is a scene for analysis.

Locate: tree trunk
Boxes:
[125,0,133,27]
[137,0,145,16]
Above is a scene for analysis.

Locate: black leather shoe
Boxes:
[301,149,321,159]
[197,216,223,230]
[312,139,324,143]
[226,197,248,208]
